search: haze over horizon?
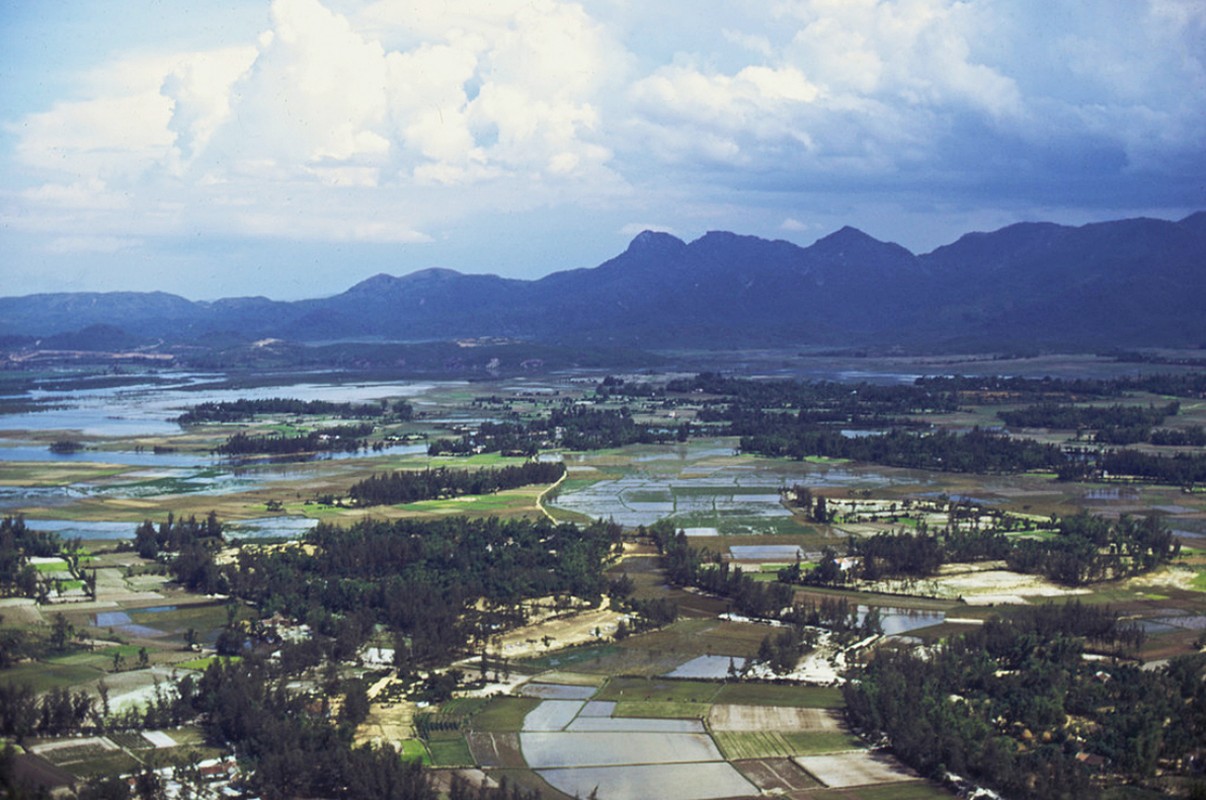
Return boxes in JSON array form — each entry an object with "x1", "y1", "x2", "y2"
[{"x1": 2, "y1": 0, "x2": 1204, "y2": 300}]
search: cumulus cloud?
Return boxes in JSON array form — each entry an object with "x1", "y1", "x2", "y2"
[{"x1": 3, "y1": 0, "x2": 1204, "y2": 292}]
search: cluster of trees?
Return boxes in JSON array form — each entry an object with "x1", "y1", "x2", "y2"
[
  {"x1": 1149, "y1": 426, "x2": 1206, "y2": 446},
  {"x1": 1059, "y1": 447, "x2": 1206, "y2": 485},
  {"x1": 133, "y1": 512, "x2": 225, "y2": 593},
  {"x1": 914, "y1": 374, "x2": 1122, "y2": 398},
  {"x1": 549, "y1": 405, "x2": 686, "y2": 449},
  {"x1": 649, "y1": 521, "x2": 793, "y2": 618},
  {"x1": 844, "y1": 602, "x2": 1190, "y2": 799},
  {"x1": 0, "y1": 516, "x2": 61, "y2": 598},
  {"x1": 225, "y1": 516, "x2": 622, "y2": 668},
  {"x1": 998, "y1": 401, "x2": 1179, "y2": 444},
  {"x1": 785, "y1": 512, "x2": 1178, "y2": 588},
  {"x1": 216, "y1": 424, "x2": 373, "y2": 455},
  {"x1": 1006, "y1": 512, "x2": 1181, "y2": 586},
  {"x1": 178, "y1": 397, "x2": 413, "y2": 424},
  {"x1": 187, "y1": 657, "x2": 433, "y2": 800},
  {"x1": 0, "y1": 684, "x2": 93, "y2": 738},
  {"x1": 742, "y1": 427, "x2": 1063, "y2": 474},
  {"x1": 346, "y1": 462, "x2": 565, "y2": 506},
  {"x1": 667, "y1": 372, "x2": 1206, "y2": 485},
  {"x1": 427, "y1": 421, "x2": 537, "y2": 456},
  {"x1": 667, "y1": 372, "x2": 961, "y2": 414},
  {"x1": 427, "y1": 406, "x2": 688, "y2": 457}
]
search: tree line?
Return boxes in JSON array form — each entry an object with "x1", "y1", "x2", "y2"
[
  {"x1": 346, "y1": 462, "x2": 565, "y2": 506},
  {"x1": 782, "y1": 511, "x2": 1179, "y2": 588},
  {"x1": 216, "y1": 424, "x2": 374, "y2": 455},
  {"x1": 742, "y1": 427, "x2": 1063, "y2": 473},
  {"x1": 178, "y1": 397, "x2": 413, "y2": 424}
]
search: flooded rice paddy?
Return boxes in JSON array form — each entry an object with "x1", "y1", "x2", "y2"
[{"x1": 549, "y1": 439, "x2": 919, "y2": 533}]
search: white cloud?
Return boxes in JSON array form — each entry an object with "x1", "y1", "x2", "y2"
[{"x1": 3, "y1": 0, "x2": 1204, "y2": 293}]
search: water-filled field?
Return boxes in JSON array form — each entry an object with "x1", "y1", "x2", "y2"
[
  {"x1": 549, "y1": 439, "x2": 916, "y2": 533},
  {"x1": 537, "y1": 762, "x2": 756, "y2": 800}
]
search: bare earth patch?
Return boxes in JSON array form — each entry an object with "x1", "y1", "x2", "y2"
[
  {"x1": 708, "y1": 705, "x2": 843, "y2": 732},
  {"x1": 794, "y1": 750, "x2": 917, "y2": 788},
  {"x1": 492, "y1": 598, "x2": 623, "y2": 660},
  {"x1": 734, "y1": 757, "x2": 823, "y2": 792},
  {"x1": 869, "y1": 562, "x2": 1094, "y2": 605},
  {"x1": 466, "y1": 732, "x2": 525, "y2": 768}
]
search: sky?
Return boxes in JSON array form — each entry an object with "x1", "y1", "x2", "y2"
[{"x1": 1, "y1": 0, "x2": 1204, "y2": 300}]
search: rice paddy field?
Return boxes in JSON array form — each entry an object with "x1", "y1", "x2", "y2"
[
  {"x1": 440, "y1": 667, "x2": 939, "y2": 800},
  {"x1": 6, "y1": 360, "x2": 1206, "y2": 797}
]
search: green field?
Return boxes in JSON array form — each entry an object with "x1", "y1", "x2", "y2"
[
  {"x1": 426, "y1": 735, "x2": 474, "y2": 766},
  {"x1": 470, "y1": 697, "x2": 541, "y2": 732},
  {"x1": 595, "y1": 677, "x2": 721, "y2": 704},
  {"x1": 713, "y1": 682, "x2": 845, "y2": 709},
  {"x1": 614, "y1": 700, "x2": 710, "y2": 719},
  {"x1": 714, "y1": 730, "x2": 860, "y2": 759},
  {"x1": 398, "y1": 739, "x2": 431, "y2": 765}
]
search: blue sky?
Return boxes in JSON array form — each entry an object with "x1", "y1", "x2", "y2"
[{"x1": 2, "y1": 0, "x2": 1204, "y2": 299}]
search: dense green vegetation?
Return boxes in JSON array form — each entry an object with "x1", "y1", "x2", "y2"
[
  {"x1": 998, "y1": 401, "x2": 1179, "y2": 444},
  {"x1": 742, "y1": 427, "x2": 1063, "y2": 473},
  {"x1": 783, "y1": 511, "x2": 1179, "y2": 588},
  {"x1": 216, "y1": 424, "x2": 374, "y2": 455},
  {"x1": 844, "y1": 603, "x2": 1201, "y2": 799},
  {"x1": 226, "y1": 516, "x2": 622, "y2": 668},
  {"x1": 0, "y1": 516, "x2": 61, "y2": 599},
  {"x1": 427, "y1": 406, "x2": 687, "y2": 456},
  {"x1": 132, "y1": 512, "x2": 226, "y2": 593},
  {"x1": 346, "y1": 462, "x2": 565, "y2": 506},
  {"x1": 178, "y1": 397, "x2": 413, "y2": 424}
]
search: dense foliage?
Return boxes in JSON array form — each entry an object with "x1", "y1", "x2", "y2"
[
  {"x1": 227, "y1": 516, "x2": 621, "y2": 667},
  {"x1": 998, "y1": 401, "x2": 1179, "y2": 444},
  {"x1": 178, "y1": 397, "x2": 412, "y2": 424},
  {"x1": 0, "y1": 516, "x2": 61, "y2": 598},
  {"x1": 844, "y1": 603, "x2": 1197, "y2": 799},
  {"x1": 216, "y1": 424, "x2": 373, "y2": 455},
  {"x1": 783, "y1": 511, "x2": 1178, "y2": 588},
  {"x1": 742, "y1": 427, "x2": 1063, "y2": 473},
  {"x1": 347, "y1": 462, "x2": 564, "y2": 506},
  {"x1": 132, "y1": 512, "x2": 225, "y2": 593}
]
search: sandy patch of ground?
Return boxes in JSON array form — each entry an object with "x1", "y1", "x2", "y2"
[
  {"x1": 708, "y1": 705, "x2": 843, "y2": 732},
  {"x1": 0, "y1": 598, "x2": 45, "y2": 625},
  {"x1": 1124, "y1": 564, "x2": 1199, "y2": 592},
  {"x1": 356, "y1": 677, "x2": 417, "y2": 746},
  {"x1": 743, "y1": 630, "x2": 872, "y2": 685},
  {"x1": 794, "y1": 750, "x2": 917, "y2": 788},
  {"x1": 857, "y1": 563, "x2": 1092, "y2": 605},
  {"x1": 493, "y1": 598, "x2": 624, "y2": 660}
]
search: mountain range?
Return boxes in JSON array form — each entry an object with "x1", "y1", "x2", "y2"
[{"x1": 3, "y1": 212, "x2": 1204, "y2": 352}]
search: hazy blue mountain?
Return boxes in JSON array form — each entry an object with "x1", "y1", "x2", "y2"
[{"x1": 2, "y1": 213, "x2": 1202, "y2": 351}]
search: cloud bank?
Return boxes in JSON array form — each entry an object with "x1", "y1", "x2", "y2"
[{"x1": 2, "y1": 0, "x2": 1204, "y2": 296}]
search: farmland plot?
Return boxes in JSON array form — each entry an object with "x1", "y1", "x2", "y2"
[
  {"x1": 564, "y1": 717, "x2": 704, "y2": 733},
  {"x1": 734, "y1": 757, "x2": 823, "y2": 793},
  {"x1": 522, "y1": 700, "x2": 584, "y2": 731},
  {"x1": 795, "y1": 750, "x2": 917, "y2": 788},
  {"x1": 518, "y1": 682, "x2": 597, "y2": 700},
  {"x1": 708, "y1": 704, "x2": 843, "y2": 732},
  {"x1": 519, "y1": 731, "x2": 724, "y2": 768},
  {"x1": 537, "y1": 762, "x2": 756, "y2": 800},
  {"x1": 466, "y1": 732, "x2": 526, "y2": 769}
]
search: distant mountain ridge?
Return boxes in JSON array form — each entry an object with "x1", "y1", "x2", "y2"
[{"x1": 2, "y1": 212, "x2": 1203, "y2": 351}]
